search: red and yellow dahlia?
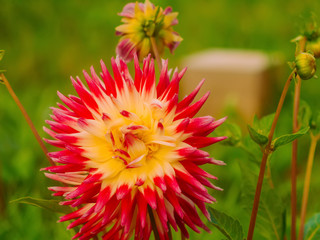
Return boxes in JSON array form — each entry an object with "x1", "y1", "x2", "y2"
[
  {"x1": 43, "y1": 55, "x2": 226, "y2": 239},
  {"x1": 116, "y1": 0, "x2": 182, "y2": 62}
]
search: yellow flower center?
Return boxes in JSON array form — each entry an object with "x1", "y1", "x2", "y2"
[{"x1": 80, "y1": 95, "x2": 184, "y2": 189}]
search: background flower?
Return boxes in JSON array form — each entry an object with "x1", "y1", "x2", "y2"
[
  {"x1": 116, "y1": 0, "x2": 182, "y2": 62},
  {"x1": 43, "y1": 56, "x2": 225, "y2": 239}
]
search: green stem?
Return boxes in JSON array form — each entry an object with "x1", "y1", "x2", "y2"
[
  {"x1": 298, "y1": 134, "x2": 319, "y2": 240},
  {"x1": 247, "y1": 69, "x2": 296, "y2": 240},
  {"x1": 0, "y1": 73, "x2": 55, "y2": 166},
  {"x1": 291, "y1": 74, "x2": 301, "y2": 240}
]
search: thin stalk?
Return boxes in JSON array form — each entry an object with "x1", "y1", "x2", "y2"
[
  {"x1": 150, "y1": 37, "x2": 163, "y2": 71},
  {"x1": 148, "y1": 206, "x2": 161, "y2": 240},
  {"x1": 291, "y1": 74, "x2": 302, "y2": 240},
  {"x1": 0, "y1": 73, "x2": 55, "y2": 166},
  {"x1": 247, "y1": 70, "x2": 296, "y2": 240},
  {"x1": 298, "y1": 133, "x2": 319, "y2": 240},
  {"x1": 168, "y1": 225, "x2": 173, "y2": 240},
  {"x1": 266, "y1": 159, "x2": 274, "y2": 189},
  {"x1": 181, "y1": 231, "x2": 186, "y2": 240},
  {"x1": 291, "y1": 37, "x2": 305, "y2": 240}
]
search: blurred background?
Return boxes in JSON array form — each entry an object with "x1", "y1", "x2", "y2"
[{"x1": 1, "y1": 0, "x2": 320, "y2": 239}]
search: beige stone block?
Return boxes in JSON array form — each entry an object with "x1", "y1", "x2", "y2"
[{"x1": 180, "y1": 49, "x2": 283, "y2": 121}]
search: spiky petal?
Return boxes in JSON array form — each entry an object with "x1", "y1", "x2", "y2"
[{"x1": 43, "y1": 55, "x2": 226, "y2": 240}]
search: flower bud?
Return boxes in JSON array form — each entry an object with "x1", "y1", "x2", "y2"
[
  {"x1": 295, "y1": 52, "x2": 316, "y2": 80},
  {"x1": 306, "y1": 38, "x2": 320, "y2": 58}
]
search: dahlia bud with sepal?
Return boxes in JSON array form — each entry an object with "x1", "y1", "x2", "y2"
[
  {"x1": 295, "y1": 52, "x2": 317, "y2": 80},
  {"x1": 303, "y1": 17, "x2": 320, "y2": 58},
  {"x1": 306, "y1": 38, "x2": 320, "y2": 58}
]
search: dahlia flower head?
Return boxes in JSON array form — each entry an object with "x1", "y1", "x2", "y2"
[
  {"x1": 43, "y1": 55, "x2": 226, "y2": 240},
  {"x1": 116, "y1": 0, "x2": 182, "y2": 62}
]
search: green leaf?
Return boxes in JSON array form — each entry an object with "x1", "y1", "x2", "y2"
[
  {"x1": 10, "y1": 197, "x2": 72, "y2": 214},
  {"x1": 252, "y1": 113, "x2": 275, "y2": 136},
  {"x1": 240, "y1": 163, "x2": 285, "y2": 240},
  {"x1": 260, "y1": 113, "x2": 275, "y2": 133},
  {"x1": 215, "y1": 121, "x2": 242, "y2": 146},
  {"x1": 208, "y1": 207, "x2": 244, "y2": 240},
  {"x1": 248, "y1": 113, "x2": 275, "y2": 147},
  {"x1": 240, "y1": 135, "x2": 262, "y2": 164},
  {"x1": 310, "y1": 111, "x2": 320, "y2": 135},
  {"x1": 299, "y1": 100, "x2": 312, "y2": 128},
  {"x1": 304, "y1": 213, "x2": 320, "y2": 240},
  {"x1": 272, "y1": 127, "x2": 309, "y2": 150},
  {"x1": 247, "y1": 125, "x2": 268, "y2": 146}
]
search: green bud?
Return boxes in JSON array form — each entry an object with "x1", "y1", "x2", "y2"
[
  {"x1": 295, "y1": 52, "x2": 317, "y2": 80},
  {"x1": 306, "y1": 38, "x2": 320, "y2": 58}
]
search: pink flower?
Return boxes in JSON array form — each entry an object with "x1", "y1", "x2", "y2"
[
  {"x1": 43, "y1": 55, "x2": 226, "y2": 240},
  {"x1": 116, "y1": 0, "x2": 182, "y2": 62}
]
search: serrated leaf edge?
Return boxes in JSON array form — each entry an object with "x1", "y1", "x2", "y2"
[
  {"x1": 247, "y1": 125, "x2": 268, "y2": 145},
  {"x1": 208, "y1": 207, "x2": 244, "y2": 240},
  {"x1": 272, "y1": 127, "x2": 309, "y2": 150}
]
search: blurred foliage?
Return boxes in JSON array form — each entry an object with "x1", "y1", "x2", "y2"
[
  {"x1": 1, "y1": 0, "x2": 320, "y2": 239},
  {"x1": 208, "y1": 207, "x2": 244, "y2": 240},
  {"x1": 304, "y1": 213, "x2": 320, "y2": 239}
]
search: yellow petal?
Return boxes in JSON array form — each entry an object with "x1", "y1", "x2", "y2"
[
  {"x1": 144, "y1": 0, "x2": 154, "y2": 18},
  {"x1": 138, "y1": 38, "x2": 151, "y2": 60},
  {"x1": 163, "y1": 12, "x2": 178, "y2": 28}
]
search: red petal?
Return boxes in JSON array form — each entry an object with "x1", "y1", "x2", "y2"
[
  {"x1": 177, "y1": 79, "x2": 205, "y2": 112},
  {"x1": 94, "y1": 186, "x2": 111, "y2": 212},
  {"x1": 175, "y1": 169, "x2": 207, "y2": 192},
  {"x1": 111, "y1": 57, "x2": 124, "y2": 91},
  {"x1": 71, "y1": 77, "x2": 99, "y2": 112},
  {"x1": 137, "y1": 193, "x2": 147, "y2": 228},
  {"x1": 153, "y1": 176, "x2": 167, "y2": 191},
  {"x1": 83, "y1": 69, "x2": 103, "y2": 99},
  {"x1": 143, "y1": 187, "x2": 157, "y2": 209},
  {"x1": 142, "y1": 58, "x2": 155, "y2": 94},
  {"x1": 43, "y1": 164, "x2": 85, "y2": 173},
  {"x1": 57, "y1": 91, "x2": 92, "y2": 119},
  {"x1": 184, "y1": 136, "x2": 227, "y2": 148},
  {"x1": 45, "y1": 120, "x2": 77, "y2": 134},
  {"x1": 134, "y1": 54, "x2": 143, "y2": 91},
  {"x1": 174, "y1": 92, "x2": 210, "y2": 120},
  {"x1": 59, "y1": 206, "x2": 87, "y2": 222},
  {"x1": 116, "y1": 184, "x2": 131, "y2": 200},
  {"x1": 100, "y1": 59, "x2": 116, "y2": 96},
  {"x1": 164, "y1": 175, "x2": 181, "y2": 194},
  {"x1": 175, "y1": 118, "x2": 190, "y2": 133},
  {"x1": 165, "y1": 188, "x2": 184, "y2": 219},
  {"x1": 156, "y1": 59, "x2": 169, "y2": 97}
]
